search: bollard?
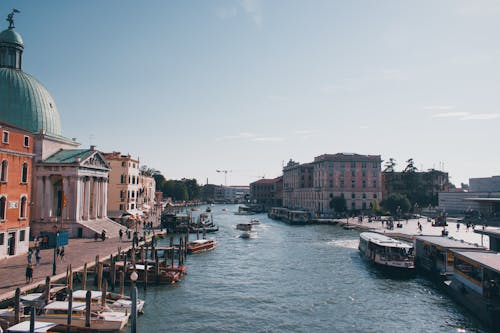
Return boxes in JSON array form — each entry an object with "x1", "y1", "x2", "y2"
[
  {"x1": 97, "y1": 263, "x2": 103, "y2": 291},
  {"x1": 68, "y1": 265, "x2": 73, "y2": 291},
  {"x1": 29, "y1": 306, "x2": 35, "y2": 333},
  {"x1": 82, "y1": 263, "x2": 87, "y2": 290},
  {"x1": 14, "y1": 288, "x2": 20, "y2": 324},
  {"x1": 131, "y1": 286, "x2": 138, "y2": 333},
  {"x1": 44, "y1": 276, "x2": 51, "y2": 305},
  {"x1": 102, "y1": 280, "x2": 107, "y2": 307},
  {"x1": 119, "y1": 270, "x2": 125, "y2": 296},
  {"x1": 85, "y1": 290, "x2": 91, "y2": 328},
  {"x1": 67, "y1": 289, "x2": 73, "y2": 329}
]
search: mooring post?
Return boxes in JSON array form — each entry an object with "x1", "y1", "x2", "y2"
[
  {"x1": 110, "y1": 258, "x2": 116, "y2": 291},
  {"x1": 131, "y1": 286, "x2": 138, "y2": 333},
  {"x1": 44, "y1": 276, "x2": 51, "y2": 305},
  {"x1": 68, "y1": 265, "x2": 73, "y2": 291},
  {"x1": 82, "y1": 262, "x2": 87, "y2": 290},
  {"x1": 119, "y1": 270, "x2": 125, "y2": 296},
  {"x1": 102, "y1": 280, "x2": 107, "y2": 307},
  {"x1": 144, "y1": 260, "x2": 148, "y2": 290},
  {"x1": 140, "y1": 246, "x2": 145, "y2": 262},
  {"x1": 67, "y1": 289, "x2": 73, "y2": 330},
  {"x1": 97, "y1": 263, "x2": 103, "y2": 291},
  {"x1": 14, "y1": 287, "x2": 20, "y2": 324},
  {"x1": 85, "y1": 290, "x2": 91, "y2": 328},
  {"x1": 29, "y1": 305, "x2": 35, "y2": 333}
]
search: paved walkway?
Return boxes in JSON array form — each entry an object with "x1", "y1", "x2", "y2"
[
  {"x1": 0, "y1": 235, "x2": 136, "y2": 302},
  {"x1": 336, "y1": 216, "x2": 493, "y2": 248}
]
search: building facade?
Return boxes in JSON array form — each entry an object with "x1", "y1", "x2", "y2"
[
  {"x1": 469, "y1": 176, "x2": 500, "y2": 192},
  {"x1": 283, "y1": 153, "x2": 382, "y2": 214},
  {"x1": 0, "y1": 123, "x2": 34, "y2": 258},
  {"x1": 250, "y1": 177, "x2": 283, "y2": 210},
  {"x1": 139, "y1": 173, "x2": 156, "y2": 215},
  {"x1": 103, "y1": 152, "x2": 141, "y2": 218}
]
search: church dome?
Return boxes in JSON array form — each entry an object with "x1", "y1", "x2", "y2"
[
  {"x1": 0, "y1": 68, "x2": 62, "y2": 136},
  {"x1": 0, "y1": 25, "x2": 62, "y2": 137}
]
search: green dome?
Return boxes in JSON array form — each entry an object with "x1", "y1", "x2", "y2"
[
  {"x1": 0, "y1": 28, "x2": 23, "y2": 46},
  {"x1": 0, "y1": 68, "x2": 62, "y2": 136}
]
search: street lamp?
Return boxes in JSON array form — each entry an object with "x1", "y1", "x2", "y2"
[{"x1": 130, "y1": 270, "x2": 138, "y2": 333}]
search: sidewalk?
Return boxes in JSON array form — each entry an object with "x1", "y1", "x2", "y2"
[{"x1": 0, "y1": 236, "x2": 135, "y2": 303}]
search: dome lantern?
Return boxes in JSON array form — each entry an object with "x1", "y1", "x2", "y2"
[{"x1": 0, "y1": 9, "x2": 23, "y2": 69}]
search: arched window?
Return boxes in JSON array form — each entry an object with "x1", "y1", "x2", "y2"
[
  {"x1": 0, "y1": 196, "x2": 6, "y2": 220},
  {"x1": 21, "y1": 163, "x2": 28, "y2": 183},
  {"x1": 20, "y1": 196, "x2": 27, "y2": 219},
  {"x1": 0, "y1": 160, "x2": 7, "y2": 182}
]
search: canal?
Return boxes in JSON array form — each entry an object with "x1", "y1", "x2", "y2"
[{"x1": 135, "y1": 205, "x2": 488, "y2": 333}]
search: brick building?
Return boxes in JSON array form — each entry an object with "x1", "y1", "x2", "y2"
[
  {"x1": 0, "y1": 123, "x2": 34, "y2": 258},
  {"x1": 283, "y1": 153, "x2": 382, "y2": 214},
  {"x1": 250, "y1": 177, "x2": 283, "y2": 210}
]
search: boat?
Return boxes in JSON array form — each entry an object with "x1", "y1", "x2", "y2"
[
  {"x1": 250, "y1": 219, "x2": 260, "y2": 225},
  {"x1": 206, "y1": 206, "x2": 211, "y2": 212},
  {"x1": 70, "y1": 290, "x2": 145, "y2": 314},
  {"x1": 186, "y1": 239, "x2": 217, "y2": 254},
  {"x1": 358, "y1": 232, "x2": 415, "y2": 273},
  {"x1": 234, "y1": 206, "x2": 256, "y2": 215},
  {"x1": 6, "y1": 321, "x2": 61, "y2": 333},
  {"x1": 115, "y1": 261, "x2": 181, "y2": 285},
  {"x1": 239, "y1": 231, "x2": 251, "y2": 239},
  {"x1": 36, "y1": 301, "x2": 129, "y2": 332},
  {"x1": 236, "y1": 223, "x2": 252, "y2": 231},
  {"x1": 188, "y1": 213, "x2": 218, "y2": 233}
]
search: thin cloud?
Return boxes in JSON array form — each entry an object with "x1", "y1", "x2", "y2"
[
  {"x1": 215, "y1": 132, "x2": 256, "y2": 142},
  {"x1": 267, "y1": 95, "x2": 288, "y2": 101},
  {"x1": 251, "y1": 137, "x2": 285, "y2": 142},
  {"x1": 461, "y1": 113, "x2": 499, "y2": 120},
  {"x1": 359, "y1": 125, "x2": 369, "y2": 129},
  {"x1": 431, "y1": 112, "x2": 468, "y2": 118},
  {"x1": 240, "y1": 0, "x2": 263, "y2": 27}
]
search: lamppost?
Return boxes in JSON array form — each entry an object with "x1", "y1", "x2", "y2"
[
  {"x1": 52, "y1": 232, "x2": 59, "y2": 276},
  {"x1": 130, "y1": 270, "x2": 138, "y2": 333}
]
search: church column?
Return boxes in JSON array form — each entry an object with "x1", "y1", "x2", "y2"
[
  {"x1": 44, "y1": 176, "x2": 52, "y2": 219},
  {"x1": 84, "y1": 177, "x2": 90, "y2": 220},
  {"x1": 36, "y1": 176, "x2": 44, "y2": 220},
  {"x1": 63, "y1": 176, "x2": 70, "y2": 221},
  {"x1": 103, "y1": 178, "x2": 108, "y2": 218},
  {"x1": 93, "y1": 177, "x2": 99, "y2": 219},
  {"x1": 98, "y1": 178, "x2": 104, "y2": 218}
]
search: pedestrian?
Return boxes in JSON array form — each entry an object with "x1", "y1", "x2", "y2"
[
  {"x1": 35, "y1": 248, "x2": 41, "y2": 266},
  {"x1": 456, "y1": 223, "x2": 460, "y2": 231},
  {"x1": 27, "y1": 248, "x2": 33, "y2": 265},
  {"x1": 119, "y1": 229, "x2": 123, "y2": 241},
  {"x1": 56, "y1": 247, "x2": 61, "y2": 259},
  {"x1": 133, "y1": 231, "x2": 139, "y2": 248},
  {"x1": 59, "y1": 247, "x2": 65, "y2": 262},
  {"x1": 25, "y1": 264, "x2": 33, "y2": 284}
]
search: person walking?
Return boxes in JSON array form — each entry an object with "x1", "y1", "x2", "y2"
[
  {"x1": 27, "y1": 248, "x2": 33, "y2": 265},
  {"x1": 119, "y1": 229, "x2": 123, "y2": 241},
  {"x1": 25, "y1": 264, "x2": 33, "y2": 284},
  {"x1": 35, "y1": 248, "x2": 41, "y2": 266},
  {"x1": 59, "y1": 247, "x2": 65, "y2": 262}
]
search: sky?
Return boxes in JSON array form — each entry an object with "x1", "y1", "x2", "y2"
[{"x1": 2, "y1": 0, "x2": 500, "y2": 187}]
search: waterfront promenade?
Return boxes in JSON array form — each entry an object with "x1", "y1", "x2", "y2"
[{"x1": 0, "y1": 235, "x2": 136, "y2": 303}]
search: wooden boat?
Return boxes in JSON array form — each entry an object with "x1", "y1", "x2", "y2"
[
  {"x1": 36, "y1": 301, "x2": 128, "y2": 332},
  {"x1": 186, "y1": 239, "x2": 217, "y2": 254},
  {"x1": 70, "y1": 290, "x2": 145, "y2": 314},
  {"x1": 358, "y1": 232, "x2": 415, "y2": 273},
  {"x1": 122, "y1": 262, "x2": 181, "y2": 285}
]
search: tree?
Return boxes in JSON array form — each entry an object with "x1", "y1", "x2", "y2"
[
  {"x1": 380, "y1": 194, "x2": 411, "y2": 215},
  {"x1": 383, "y1": 158, "x2": 396, "y2": 172},
  {"x1": 153, "y1": 173, "x2": 167, "y2": 192},
  {"x1": 329, "y1": 196, "x2": 347, "y2": 213},
  {"x1": 181, "y1": 178, "x2": 201, "y2": 200},
  {"x1": 140, "y1": 165, "x2": 160, "y2": 177}
]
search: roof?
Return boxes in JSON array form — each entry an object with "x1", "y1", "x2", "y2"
[
  {"x1": 0, "y1": 68, "x2": 62, "y2": 136},
  {"x1": 44, "y1": 149, "x2": 94, "y2": 164},
  {"x1": 252, "y1": 177, "x2": 281, "y2": 185},
  {"x1": 0, "y1": 28, "x2": 23, "y2": 46},
  {"x1": 415, "y1": 235, "x2": 485, "y2": 250},
  {"x1": 451, "y1": 250, "x2": 500, "y2": 274},
  {"x1": 360, "y1": 232, "x2": 412, "y2": 249},
  {"x1": 463, "y1": 197, "x2": 500, "y2": 202}
]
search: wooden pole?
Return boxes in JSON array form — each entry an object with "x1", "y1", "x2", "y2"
[
  {"x1": 131, "y1": 286, "x2": 137, "y2": 333},
  {"x1": 44, "y1": 276, "x2": 51, "y2": 305},
  {"x1": 82, "y1": 262, "x2": 87, "y2": 290},
  {"x1": 101, "y1": 280, "x2": 107, "y2": 307},
  {"x1": 155, "y1": 254, "x2": 160, "y2": 283},
  {"x1": 97, "y1": 263, "x2": 103, "y2": 291},
  {"x1": 178, "y1": 238, "x2": 183, "y2": 267},
  {"x1": 14, "y1": 288, "x2": 20, "y2": 324},
  {"x1": 68, "y1": 265, "x2": 73, "y2": 291},
  {"x1": 144, "y1": 260, "x2": 148, "y2": 289},
  {"x1": 29, "y1": 306, "x2": 35, "y2": 333},
  {"x1": 119, "y1": 270, "x2": 125, "y2": 296},
  {"x1": 169, "y1": 235, "x2": 174, "y2": 247},
  {"x1": 85, "y1": 290, "x2": 91, "y2": 328},
  {"x1": 140, "y1": 246, "x2": 145, "y2": 262},
  {"x1": 110, "y1": 258, "x2": 116, "y2": 291},
  {"x1": 67, "y1": 289, "x2": 73, "y2": 329}
]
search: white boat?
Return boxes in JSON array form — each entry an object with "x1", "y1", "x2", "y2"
[
  {"x1": 358, "y1": 232, "x2": 415, "y2": 273},
  {"x1": 71, "y1": 289, "x2": 145, "y2": 314},
  {"x1": 36, "y1": 301, "x2": 129, "y2": 332},
  {"x1": 250, "y1": 219, "x2": 260, "y2": 225},
  {"x1": 6, "y1": 321, "x2": 59, "y2": 333},
  {"x1": 239, "y1": 231, "x2": 251, "y2": 239}
]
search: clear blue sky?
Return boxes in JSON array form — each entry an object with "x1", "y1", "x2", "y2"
[{"x1": 2, "y1": 1, "x2": 499, "y2": 186}]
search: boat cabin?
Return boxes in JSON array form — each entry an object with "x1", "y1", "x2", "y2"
[{"x1": 414, "y1": 236, "x2": 485, "y2": 277}]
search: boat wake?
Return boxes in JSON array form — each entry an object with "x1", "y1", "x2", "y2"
[{"x1": 327, "y1": 239, "x2": 359, "y2": 249}]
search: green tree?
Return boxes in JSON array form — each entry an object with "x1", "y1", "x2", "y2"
[
  {"x1": 380, "y1": 194, "x2": 411, "y2": 215},
  {"x1": 172, "y1": 181, "x2": 189, "y2": 201},
  {"x1": 329, "y1": 196, "x2": 347, "y2": 213},
  {"x1": 181, "y1": 178, "x2": 201, "y2": 200},
  {"x1": 153, "y1": 173, "x2": 167, "y2": 192}
]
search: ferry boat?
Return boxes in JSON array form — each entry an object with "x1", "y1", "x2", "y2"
[
  {"x1": 234, "y1": 206, "x2": 256, "y2": 215},
  {"x1": 358, "y1": 232, "x2": 415, "y2": 273},
  {"x1": 187, "y1": 239, "x2": 217, "y2": 254}
]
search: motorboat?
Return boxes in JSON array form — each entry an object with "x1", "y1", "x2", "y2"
[
  {"x1": 358, "y1": 232, "x2": 415, "y2": 274},
  {"x1": 6, "y1": 321, "x2": 60, "y2": 333},
  {"x1": 70, "y1": 290, "x2": 145, "y2": 314},
  {"x1": 236, "y1": 223, "x2": 252, "y2": 231},
  {"x1": 186, "y1": 239, "x2": 217, "y2": 254},
  {"x1": 250, "y1": 219, "x2": 260, "y2": 225},
  {"x1": 36, "y1": 301, "x2": 129, "y2": 332}
]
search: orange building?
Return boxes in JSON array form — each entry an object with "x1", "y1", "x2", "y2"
[{"x1": 0, "y1": 122, "x2": 34, "y2": 259}]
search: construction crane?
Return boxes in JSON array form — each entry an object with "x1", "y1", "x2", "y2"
[{"x1": 216, "y1": 170, "x2": 232, "y2": 186}]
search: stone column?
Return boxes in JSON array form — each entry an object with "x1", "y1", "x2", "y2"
[
  {"x1": 36, "y1": 176, "x2": 44, "y2": 220},
  {"x1": 74, "y1": 176, "x2": 81, "y2": 222},
  {"x1": 44, "y1": 176, "x2": 51, "y2": 219},
  {"x1": 103, "y1": 179, "x2": 108, "y2": 218},
  {"x1": 84, "y1": 177, "x2": 91, "y2": 220},
  {"x1": 93, "y1": 178, "x2": 99, "y2": 219},
  {"x1": 63, "y1": 176, "x2": 71, "y2": 221}
]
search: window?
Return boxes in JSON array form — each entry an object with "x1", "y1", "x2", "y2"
[
  {"x1": 351, "y1": 180, "x2": 356, "y2": 188},
  {"x1": 351, "y1": 193, "x2": 355, "y2": 199},
  {"x1": 131, "y1": 191, "x2": 135, "y2": 198},
  {"x1": 119, "y1": 204, "x2": 125, "y2": 210},
  {"x1": 20, "y1": 230, "x2": 25, "y2": 241},
  {"x1": 351, "y1": 202, "x2": 356, "y2": 209},
  {"x1": 373, "y1": 193, "x2": 378, "y2": 199},
  {"x1": 373, "y1": 180, "x2": 377, "y2": 188},
  {"x1": 23, "y1": 136, "x2": 29, "y2": 147},
  {"x1": 20, "y1": 196, "x2": 27, "y2": 218},
  {"x1": 21, "y1": 163, "x2": 28, "y2": 183},
  {"x1": 351, "y1": 171, "x2": 355, "y2": 177},
  {"x1": 120, "y1": 175, "x2": 125, "y2": 184},
  {"x1": 0, "y1": 196, "x2": 6, "y2": 220},
  {"x1": 2, "y1": 131, "x2": 9, "y2": 144},
  {"x1": 0, "y1": 233, "x2": 3, "y2": 245},
  {"x1": 362, "y1": 193, "x2": 366, "y2": 199},
  {"x1": 350, "y1": 162, "x2": 356, "y2": 168},
  {"x1": 362, "y1": 162, "x2": 367, "y2": 169},
  {"x1": 0, "y1": 160, "x2": 7, "y2": 182},
  {"x1": 120, "y1": 190, "x2": 124, "y2": 199},
  {"x1": 373, "y1": 162, "x2": 378, "y2": 169},
  {"x1": 362, "y1": 180, "x2": 366, "y2": 188},
  {"x1": 340, "y1": 180, "x2": 344, "y2": 188},
  {"x1": 131, "y1": 204, "x2": 135, "y2": 210},
  {"x1": 121, "y1": 161, "x2": 125, "y2": 167}
]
